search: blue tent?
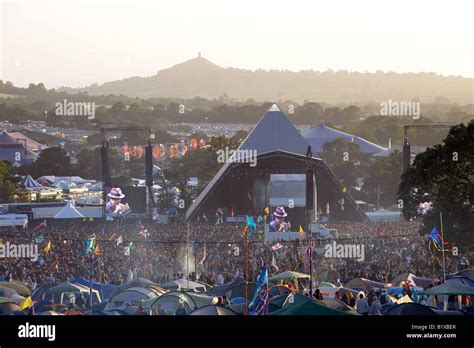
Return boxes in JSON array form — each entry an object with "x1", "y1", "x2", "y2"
[
  {"x1": 70, "y1": 278, "x2": 117, "y2": 302},
  {"x1": 22, "y1": 175, "x2": 44, "y2": 188},
  {"x1": 302, "y1": 123, "x2": 387, "y2": 154}
]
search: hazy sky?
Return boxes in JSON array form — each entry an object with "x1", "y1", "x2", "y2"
[{"x1": 1, "y1": 0, "x2": 473, "y2": 88}]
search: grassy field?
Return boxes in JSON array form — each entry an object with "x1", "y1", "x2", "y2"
[{"x1": 0, "y1": 93, "x2": 18, "y2": 99}]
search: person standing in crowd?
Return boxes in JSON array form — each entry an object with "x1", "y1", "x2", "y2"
[
  {"x1": 175, "y1": 303, "x2": 187, "y2": 316},
  {"x1": 369, "y1": 295, "x2": 382, "y2": 315},
  {"x1": 356, "y1": 293, "x2": 369, "y2": 315},
  {"x1": 156, "y1": 304, "x2": 167, "y2": 315}
]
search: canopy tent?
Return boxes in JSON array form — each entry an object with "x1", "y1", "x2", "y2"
[
  {"x1": 445, "y1": 276, "x2": 474, "y2": 288},
  {"x1": 189, "y1": 305, "x2": 237, "y2": 316},
  {"x1": 384, "y1": 303, "x2": 437, "y2": 316},
  {"x1": 53, "y1": 201, "x2": 84, "y2": 219},
  {"x1": 22, "y1": 175, "x2": 44, "y2": 188},
  {"x1": 344, "y1": 278, "x2": 387, "y2": 292},
  {"x1": 421, "y1": 280, "x2": 474, "y2": 296},
  {"x1": 268, "y1": 271, "x2": 310, "y2": 282},
  {"x1": 302, "y1": 123, "x2": 387, "y2": 154},
  {"x1": 160, "y1": 279, "x2": 208, "y2": 292},
  {"x1": 270, "y1": 299, "x2": 357, "y2": 316}
]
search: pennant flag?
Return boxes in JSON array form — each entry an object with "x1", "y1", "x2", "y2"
[
  {"x1": 19, "y1": 296, "x2": 33, "y2": 310},
  {"x1": 428, "y1": 227, "x2": 448, "y2": 251},
  {"x1": 264, "y1": 207, "x2": 270, "y2": 216},
  {"x1": 44, "y1": 241, "x2": 52, "y2": 253},
  {"x1": 107, "y1": 233, "x2": 117, "y2": 242},
  {"x1": 342, "y1": 186, "x2": 347, "y2": 193},
  {"x1": 94, "y1": 243, "x2": 102, "y2": 256},
  {"x1": 116, "y1": 235, "x2": 123, "y2": 246},
  {"x1": 35, "y1": 219, "x2": 47, "y2": 231},
  {"x1": 257, "y1": 215, "x2": 264, "y2": 223},
  {"x1": 299, "y1": 225, "x2": 304, "y2": 238},
  {"x1": 326, "y1": 202, "x2": 330, "y2": 215},
  {"x1": 249, "y1": 265, "x2": 268, "y2": 310},
  {"x1": 271, "y1": 254, "x2": 279, "y2": 272}
]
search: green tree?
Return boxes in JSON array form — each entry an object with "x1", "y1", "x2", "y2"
[
  {"x1": 22, "y1": 147, "x2": 73, "y2": 177},
  {"x1": 0, "y1": 161, "x2": 19, "y2": 202},
  {"x1": 398, "y1": 121, "x2": 474, "y2": 249}
]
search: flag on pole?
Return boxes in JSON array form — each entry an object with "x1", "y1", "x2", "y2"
[
  {"x1": 116, "y1": 235, "x2": 123, "y2": 246},
  {"x1": 264, "y1": 207, "x2": 270, "y2": 216},
  {"x1": 19, "y1": 296, "x2": 33, "y2": 310},
  {"x1": 107, "y1": 233, "x2": 116, "y2": 241},
  {"x1": 246, "y1": 215, "x2": 256, "y2": 236},
  {"x1": 199, "y1": 243, "x2": 207, "y2": 264},
  {"x1": 35, "y1": 219, "x2": 47, "y2": 231},
  {"x1": 299, "y1": 225, "x2": 304, "y2": 239},
  {"x1": 271, "y1": 254, "x2": 279, "y2": 272},
  {"x1": 326, "y1": 202, "x2": 330, "y2": 215},
  {"x1": 35, "y1": 235, "x2": 44, "y2": 244},
  {"x1": 44, "y1": 241, "x2": 52, "y2": 253},
  {"x1": 249, "y1": 265, "x2": 268, "y2": 310},
  {"x1": 306, "y1": 237, "x2": 313, "y2": 262},
  {"x1": 337, "y1": 198, "x2": 345, "y2": 211},
  {"x1": 124, "y1": 242, "x2": 133, "y2": 256},
  {"x1": 80, "y1": 233, "x2": 97, "y2": 256},
  {"x1": 428, "y1": 227, "x2": 448, "y2": 251}
]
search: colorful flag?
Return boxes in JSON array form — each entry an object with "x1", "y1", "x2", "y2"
[
  {"x1": 249, "y1": 265, "x2": 268, "y2": 311},
  {"x1": 124, "y1": 242, "x2": 133, "y2": 256},
  {"x1": 264, "y1": 207, "x2": 270, "y2": 215},
  {"x1": 246, "y1": 215, "x2": 256, "y2": 236},
  {"x1": 428, "y1": 227, "x2": 448, "y2": 251},
  {"x1": 107, "y1": 233, "x2": 117, "y2": 241},
  {"x1": 299, "y1": 225, "x2": 304, "y2": 239},
  {"x1": 342, "y1": 186, "x2": 347, "y2": 193},
  {"x1": 34, "y1": 219, "x2": 47, "y2": 231},
  {"x1": 306, "y1": 237, "x2": 313, "y2": 262},
  {"x1": 94, "y1": 243, "x2": 102, "y2": 256},
  {"x1": 35, "y1": 235, "x2": 44, "y2": 244},
  {"x1": 337, "y1": 198, "x2": 345, "y2": 211},
  {"x1": 44, "y1": 241, "x2": 52, "y2": 253},
  {"x1": 19, "y1": 296, "x2": 33, "y2": 310},
  {"x1": 80, "y1": 233, "x2": 97, "y2": 256}
]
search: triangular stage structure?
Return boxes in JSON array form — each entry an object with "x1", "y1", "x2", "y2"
[{"x1": 185, "y1": 104, "x2": 367, "y2": 222}]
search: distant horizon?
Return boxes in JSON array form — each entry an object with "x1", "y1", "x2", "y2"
[{"x1": 1, "y1": 0, "x2": 473, "y2": 88}]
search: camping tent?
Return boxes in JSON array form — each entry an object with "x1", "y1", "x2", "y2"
[
  {"x1": 105, "y1": 286, "x2": 161, "y2": 311},
  {"x1": 270, "y1": 299, "x2": 357, "y2": 316},
  {"x1": 384, "y1": 303, "x2": 436, "y2": 316},
  {"x1": 160, "y1": 279, "x2": 208, "y2": 292},
  {"x1": 268, "y1": 271, "x2": 310, "y2": 282},
  {"x1": 144, "y1": 291, "x2": 218, "y2": 315},
  {"x1": 422, "y1": 280, "x2": 474, "y2": 296},
  {"x1": 53, "y1": 201, "x2": 84, "y2": 219},
  {"x1": 390, "y1": 272, "x2": 436, "y2": 289},
  {"x1": 207, "y1": 280, "x2": 256, "y2": 300},
  {"x1": 42, "y1": 282, "x2": 100, "y2": 304},
  {"x1": 189, "y1": 305, "x2": 237, "y2": 316},
  {"x1": 344, "y1": 278, "x2": 387, "y2": 292},
  {"x1": 70, "y1": 278, "x2": 117, "y2": 302}
]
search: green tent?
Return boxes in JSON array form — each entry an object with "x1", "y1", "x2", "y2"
[
  {"x1": 269, "y1": 271, "x2": 310, "y2": 282},
  {"x1": 270, "y1": 300, "x2": 357, "y2": 316},
  {"x1": 422, "y1": 281, "x2": 474, "y2": 295},
  {"x1": 0, "y1": 281, "x2": 31, "y2": 296}
]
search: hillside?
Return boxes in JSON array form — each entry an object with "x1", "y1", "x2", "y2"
[{"x1": 57, "y1": 56, "x2": 474, "y2": 104}]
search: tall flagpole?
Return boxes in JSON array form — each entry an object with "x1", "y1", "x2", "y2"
[
  {"x1": 186, "y1": 223, "x2": 190, "y2": 289},
  {"x1": 440, "y1": 212, "x2": 446, "y2": 282},
  {"x1": 244, "y1": 230, "x2": 249, "y2": 315}
]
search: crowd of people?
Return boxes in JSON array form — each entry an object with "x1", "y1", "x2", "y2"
[{"x1": 0, "y1": 218, "x2": 470, "y2": 296}]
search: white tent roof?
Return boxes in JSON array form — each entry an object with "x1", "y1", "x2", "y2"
[{"x1": 53, "y1": 201, "x2": 85, "y2": 219}]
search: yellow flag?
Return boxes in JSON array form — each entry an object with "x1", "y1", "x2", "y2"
[
  {"x1": 44, "y1": 241, "x2": 51, "y2": 253},
  {"x1": 299, "y1": 225, "x2": 304, "y2": 238},
  {"x1": 19, "y1": 296, "x2": 33, "y2": 310},
  {"x1": 342, "y1": 187, "x2": 347, "y2": 193},
  {"x1": 264, "y1": 207, "x2": 270, "y2": 215}
]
